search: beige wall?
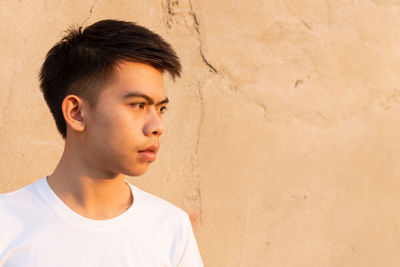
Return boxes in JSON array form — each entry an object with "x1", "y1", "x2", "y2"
[{"x1": 1, "y1": 0, "x2": 400, "y2": 266}]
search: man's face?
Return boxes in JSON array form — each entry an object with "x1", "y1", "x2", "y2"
[{"x1": 83, "y1": 61, "x2": 168, "y2": 177}]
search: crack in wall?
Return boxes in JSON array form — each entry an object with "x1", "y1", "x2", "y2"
[
  {"x1": 200, "y1": 49, "x2": 217, "y2": 73},
  {"x1": 166, "y1": 0, "x2": 172, "y2": 15},
  {"x1": 164, "y1": 0, "x2": 211, "y2": 226},
  {"x1": 166, "y1": 0, "x2": 217, "y2": 73},
  {"x1": 194, "y1": 80, "x2": 204, "y2": 225},
  {"x1": 163, "y1": 0, "x2": 272, "y2": 227},
  {"x1": 187, "y1": 2, "x2": 206, "y2": 226},
  {"x1": 188, "y1": 0, "x2": 218, "y2": 73}
]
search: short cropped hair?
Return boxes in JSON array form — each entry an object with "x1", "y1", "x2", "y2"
[{"x1": 39, "y1": 19, "x2": 181, "y2": 139}]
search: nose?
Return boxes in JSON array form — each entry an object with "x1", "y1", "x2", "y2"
[{"x1": 143, "y1": 108, "x2": 164, "y2": 137}]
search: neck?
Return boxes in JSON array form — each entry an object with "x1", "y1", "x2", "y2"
[{"x1": 47, "y1": 140, "x2": 133, "y2": 220}]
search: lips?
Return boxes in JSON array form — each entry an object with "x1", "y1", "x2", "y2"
[
  {"x1": 138, "y1": 145, "x2": 159, "y2": 162},
  {"x1": 139, "y1": 145, "x2": 159, "y2": 153}
]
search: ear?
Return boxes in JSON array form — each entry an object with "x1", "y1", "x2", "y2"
[{"x1": 61, "y1": 95, "x2": 86, "y2": 133}]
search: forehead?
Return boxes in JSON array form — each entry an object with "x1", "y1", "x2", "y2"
[{"x1": 99, "y1": 61, "x2": 166, "y2": 100}]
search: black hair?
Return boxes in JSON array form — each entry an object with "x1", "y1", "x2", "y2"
[{"x1": 39, "y1": 19, "x2": 181, "y2": 139}]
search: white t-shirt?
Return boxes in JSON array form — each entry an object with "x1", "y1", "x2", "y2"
[{"x1": 0, "y1": 176, "x2": 203, "y2": 267}]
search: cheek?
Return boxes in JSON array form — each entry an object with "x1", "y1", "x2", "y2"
[
  {"x1": 88, "y1": 103, "x2": 145, "y2": 141},
  {"x1": 94, "y1": 113, "x2": 143, "y2": 147},
  {"x1": 87, "y1": 113, "x2": 119, "y2": 148},
  {"x1": 92, "y1": 108, "x2": 126, "y2": 132}
]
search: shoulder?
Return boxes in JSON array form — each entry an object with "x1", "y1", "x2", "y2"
[
  {"x1": 0, "y1": 178, "x2": 46, "y2": 226},
  {"x1": 128, "y1": 185, "x2": 204, "y2": 266},
  {"x1": 132, "y1": 185, "x2": 188, "y2": 219},
  {"x1": 0, "y1": 181, "x2": 39, "y2": 211},
  {"x1": 0, "y1": 179, "x2": 45, "y2": 250},
  {"x1": 130, "y1": 184, "x2": 190, "y2": 229}
]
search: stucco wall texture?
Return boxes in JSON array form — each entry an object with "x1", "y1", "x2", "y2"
[{"x1": 1, "y1": 0, "x2": 400, "y2": 266}]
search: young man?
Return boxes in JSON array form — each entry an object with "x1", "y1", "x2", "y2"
[{"x1": 0, "y1": 20, "x2": 203, "y2": 266}]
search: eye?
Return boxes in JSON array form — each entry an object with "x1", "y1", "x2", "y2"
[
  {"x1": 130, "y1": 103, "x2": 145, "y2": 109},
  {"x1": 159, "y1": 106, "x2": 168, "y2": 114}
]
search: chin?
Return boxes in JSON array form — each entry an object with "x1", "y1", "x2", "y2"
[{"x1": 123, "y1": 165, "x2": 150, "y2": 177}]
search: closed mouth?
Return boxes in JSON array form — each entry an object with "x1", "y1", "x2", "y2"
[{"x1": 139, "y1": 145, "x2": 158, "y2": 153}]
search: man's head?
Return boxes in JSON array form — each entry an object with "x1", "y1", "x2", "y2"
[
  {"x1": 39, "y1": 20, "x2": 181, "y2": 176},
  {"x1": 39, "y1": 19, "x2": 181, "y2": 139}
]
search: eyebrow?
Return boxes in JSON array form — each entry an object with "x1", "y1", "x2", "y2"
[{"x1": 122, "y1": 92, "x2": 169, "y2": 105}]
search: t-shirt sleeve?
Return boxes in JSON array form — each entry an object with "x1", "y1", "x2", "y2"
[
  {"x1": 0, "y1": 214, "x2": 4, "y2": 253},
  {"x1": 176, "y1": 213, "x2": 204, "y2": 267},
  {"x1": 0, "y1": 198, "x2": 10, "y2": 258}
]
